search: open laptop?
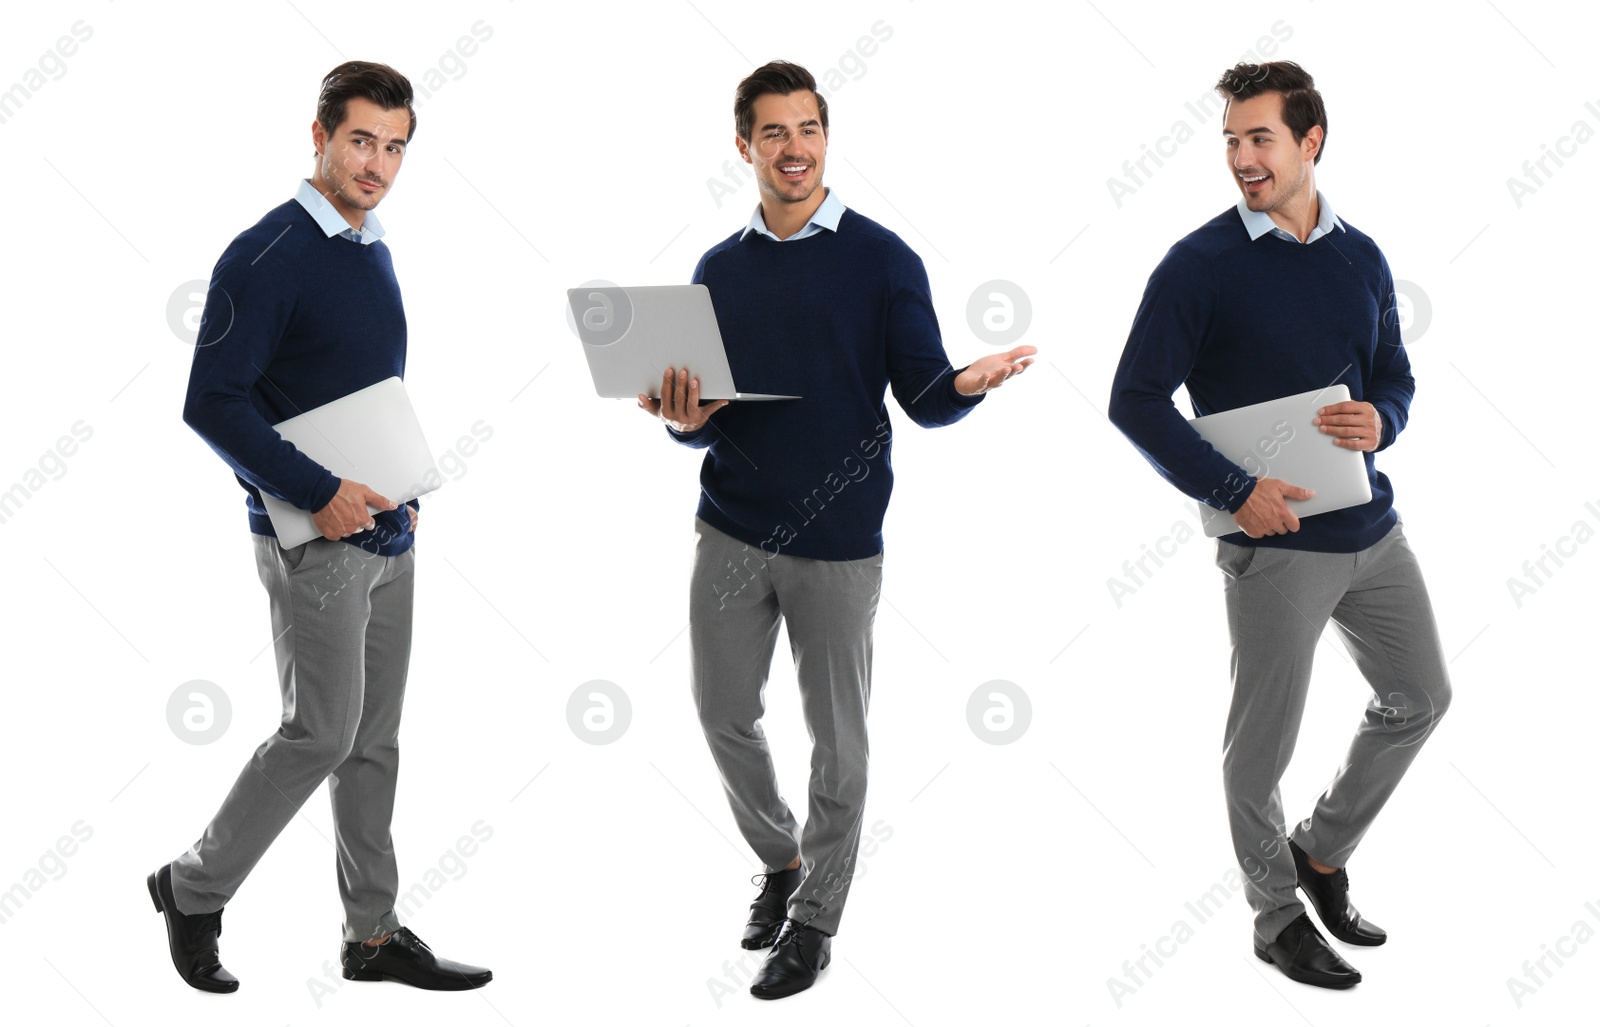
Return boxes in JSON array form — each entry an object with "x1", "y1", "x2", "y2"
[
  {"x1": 1188, "y1": 384, "x2": 1372, "y2": 538},
  {"x1": 260, "y1": 377, "x2": 441, "y2": 548},
  {"x1": 568, "y1": 284, "x2": 799, "y2": 400}
]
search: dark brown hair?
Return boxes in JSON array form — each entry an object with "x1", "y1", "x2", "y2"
[
  {"x1": 734, "y1": 61, "x2": 828, "y2": 142},
  {"x1": 313, "y1": 61, "x2": 415, "y2": 158},
  {"x1": 1215, "y1": 61, "x2": 1327, "y2": 164}
]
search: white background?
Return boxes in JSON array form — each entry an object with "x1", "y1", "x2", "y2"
[{"x1": 0, "y1": 1, "x2": 1595, "y2": 1025}]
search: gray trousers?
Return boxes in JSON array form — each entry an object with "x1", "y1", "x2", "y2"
[
  {"x1": 689, "y1": 519, "x2": 883, "y2": 936},
  {"x1": 1215, "y1": 521, "x2": 1451, "y2": 944},
  {"x1": 171, "y1": 534, "x2": 415, "y2": 943}
]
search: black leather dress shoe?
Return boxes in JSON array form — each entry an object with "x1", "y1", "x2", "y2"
[
  {"x1": 147, "y1": 862, "x2": 239, "y2": 993},
  {"x1": 1290, "y1": 839, "x2": 1387, "y2": 945},
  {"x1": 1254, "y1": 913, "x2": 1362, "y2": 989},
  {"x1": 341, "y1": 927, "x2": 492, "y2": 990},
  {"x1": 742, "y1": 866, "x2": 802, "y2": 950},
  {"x1": 750, "y1": 918, "x2": 831, "y2": 999}
]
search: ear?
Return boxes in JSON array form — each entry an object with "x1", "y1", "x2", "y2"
[
  {"x1": 1302, "y1": 124, "x2": 1323, "y2": 163},
  {"x1": 311, "y1": 118, "x2": 327, "y2": 158},
  {"x1": 735, "y1": 133, "x2": 752, "y2": 164}
]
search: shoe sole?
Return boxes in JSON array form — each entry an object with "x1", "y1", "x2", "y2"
[
  {"x1": 341, "y1": 967, "x2": 492, "y2": 990},
  {"x1": 148, "y1": 867, "x2": 240, "y2": 994},
  {"x1": 1253, "y1": 946, "x2": 1361, "y2": 989},
  {"x1": 1295, "y1": 883, "x2": 1388, "y2": 947}
]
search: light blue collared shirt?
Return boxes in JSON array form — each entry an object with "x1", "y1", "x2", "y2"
[
  {"x1": 740, "y1": 187, "x2": 846, "y2": 243},
  {"x1": 294, "y1": 178, "x2": 386, "y2": 245},
  {"x1": 1236, "y1": 189, "x2": 1343, "y2": 245}
]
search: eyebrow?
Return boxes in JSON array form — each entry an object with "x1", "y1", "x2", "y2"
[
  {"x1": 350, "y1": 128, "x2": 406, "y2": 149},
  {"x1": 761, "y1": 118, "x2": 822, "y2": 133},
  {"x1": 1222, "y1": 126, "x2": 1276, "y2": 137}
]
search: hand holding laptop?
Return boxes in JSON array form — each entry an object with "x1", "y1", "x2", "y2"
[
  {"x1": 1187, "y1": 385, "x2": 1373, "y2": 539},
  {"x1": 1314, "y1": 400, "x2": 1383, "y2": 451},
  {"x1": 570, "y1": 285, "x2": 799, "y2": 401},
  {"x1": 314, "y1": 478, "x2": 398, "y2": 540},
  {"x1": 1234, "y1": 478, "x2": 1317, "y2": 538},
  {"x1": 1232, "y1": 397, "x2": 1381, "y2": 537},
  {"x1": 259, "y1": 377, "x2": 441, "y2": 549},
  {"x1": 637, "y1": 366, "x2": 728, "y2": 433}
]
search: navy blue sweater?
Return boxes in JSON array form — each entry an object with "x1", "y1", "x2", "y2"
[
  {"x1": 1108, "y1": 207, "x2": 1413, "y2": 554},
  {"x1": 671, "y1": 209, "x2": 984, "y2": 560},
  {"x1": 183, "y1": 199, "x2": 416, "y2": 556}
]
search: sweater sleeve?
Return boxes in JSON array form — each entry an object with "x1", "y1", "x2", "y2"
[
  {"x1": 182, "y1": 249, "x2": 341, "y2": 512},
  {"x1": 1365, "y1": 253, "x2": 1415, "y2": 452},
  {"x1": 882, "y1": 245, "x2": 984, "y2": 429},
  {"x1": 1108, "y1": 246, "x2": 1258, "y2": 513}
]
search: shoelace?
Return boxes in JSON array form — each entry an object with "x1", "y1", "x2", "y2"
[
  {"x1": 778, "y1": 916, "x2": 823, "y2": 946},
  {"x1": 750, "y1": 869, "x2": 792, "y2": 895},
  {"x1": 393, "y1": 927, "x2": 431, "y2": 952}
]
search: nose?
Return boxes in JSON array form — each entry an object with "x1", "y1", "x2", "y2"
[{"x1": 364, "y1": 146, "x2": 392, "y2": 177}]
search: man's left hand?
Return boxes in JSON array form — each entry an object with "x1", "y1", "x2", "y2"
[
  {"x1": 1314, "y1": 400, "x2": 1382, "y2": 452},
  {"x1": 409, "y1": 505, "x2": 419, "y2": 533},
  {"x1": 954, "y1": 346, "x2": 1037, "y2": 396}
]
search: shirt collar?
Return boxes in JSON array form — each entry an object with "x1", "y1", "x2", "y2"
[
  {"x1": 740, "y1": 187, "x2": 846, "y2": 241},
  {"x1": 1235, "y1": 189, "x2": 1343, "y2": 243},
  {"x1": 294, "y1": 178, "x2": 385, "y2": 245}
]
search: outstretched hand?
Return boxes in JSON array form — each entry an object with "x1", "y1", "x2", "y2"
[{"x1": 954, "y1": 346, "x2": 1037, "y2": 396}]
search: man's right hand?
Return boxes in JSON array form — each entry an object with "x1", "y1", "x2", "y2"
[
  {"x1": 312, "y1": 478, "x2": 396, "y2": 540},
  {"x1": 1232, "y1": 477, "x2": 1316, "y2": 538},
  {"x1": 637, "y1": 367, "x2": 728, "y2": 433}
]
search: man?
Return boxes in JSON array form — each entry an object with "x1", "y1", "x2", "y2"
[
  {"x1": 639, "y1": 61, "x2": 1034, "y2": 1000},
  {"x1": 151, "y1": 61, "x2": 490, "y2": 993},
  {"x1": 1109, "y1": 61, "x2": 1451, "y2": 989}
]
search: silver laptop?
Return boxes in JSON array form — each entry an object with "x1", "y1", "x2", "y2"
[
  {"x1": 260, "y1": 377, "x2": 441, "y2": 548},
  {"x1": 568, "y1": 284, "x2": 798, "y2": 400},
  {"x1": 1188, "y1": 384, "x2": 1372, "y2": 538}
]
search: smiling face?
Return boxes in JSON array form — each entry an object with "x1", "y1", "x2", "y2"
[
  {"x1": 311, "y1": 95, "x2": 410, "y2": 222},
  {"x1": 737, "y1": 90, "x2": 827, "y2": 207},
  {"x1": 1222, "y1": 91, "x2": 1320, "y2": 215}
]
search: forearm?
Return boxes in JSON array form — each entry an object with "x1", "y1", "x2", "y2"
[
  {"x1": 1108, "y1": 387, "x2": 1256, "y2": 513},
  {"x1": 1364, "y1": 376, "x2": 1413, "y2": 451},
  {"x1": 665, "y1": 423, "x2": 715, "y2": 449},
  {"x1": 183, "y1": 377, "x2": 338, "y2": 511},
  {"x1": 892, "y1": 364, "x2": 985, "y2": 428}
]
